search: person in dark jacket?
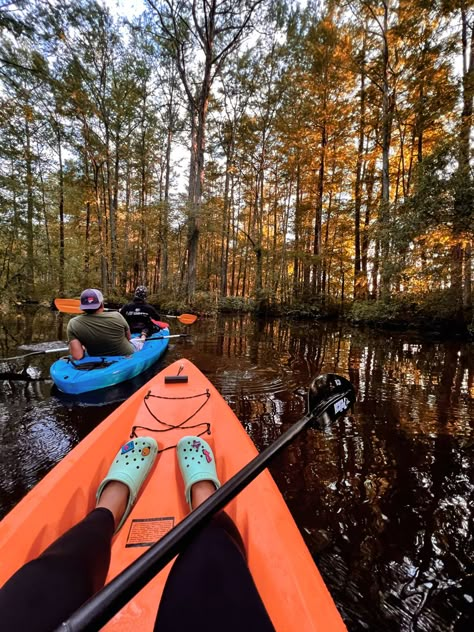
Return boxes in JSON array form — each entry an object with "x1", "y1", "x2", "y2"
[{"x1": 119, "y1": 286, "x2": 161, "y2": 335}]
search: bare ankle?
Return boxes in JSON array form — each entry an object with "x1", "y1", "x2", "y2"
[
  {"x1": 96, "y1": 481, "x2": 129, "y2": 529},
  {"x1": 191, "y1": 480, "x2": 217, "y2": 509}
]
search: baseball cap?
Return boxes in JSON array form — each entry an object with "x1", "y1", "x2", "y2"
[{"x1": 80, "y1": 288, "x2": 104, "y2": 311}]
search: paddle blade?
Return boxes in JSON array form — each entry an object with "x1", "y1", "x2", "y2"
[
  {"x1": 177, "y1": 314, "x2": 198, "y2": 325},
  {"x1": 150, "y1": 320, "x2": 170, "y2": 329},
  {"x1": 54, "y1": 298, "x2": 82, "y2": 314},
  {"x1": 307, "y1": 373, "x2": 355, "y2": 426}
]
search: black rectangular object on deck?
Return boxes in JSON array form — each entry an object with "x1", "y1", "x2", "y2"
[{"x1": 164, "y1": 375, "x2": 189, "y2": 383}]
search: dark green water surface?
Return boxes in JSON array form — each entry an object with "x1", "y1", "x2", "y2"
[{"x1": 0, "y1": 307, "x2": 473, "y2": 631}]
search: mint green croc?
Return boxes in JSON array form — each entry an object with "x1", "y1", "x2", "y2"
[
  {"x1": 96, "y1": 436, "x2": 158, "y2": 533},
  {"x1": 177, "y1": 436, "x2": 221, "y2": 509}
]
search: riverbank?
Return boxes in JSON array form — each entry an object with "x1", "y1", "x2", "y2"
[
  {"x1": 8, "y1": 289, "x2": 473, "y2": 341},
  {"x1": 150, "y1": 291, "x2": 474, "y2": 340}
]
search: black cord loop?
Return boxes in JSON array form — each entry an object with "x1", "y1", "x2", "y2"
[{"x1": 130, "y1": 389, "x2": 212, "y2": 453}]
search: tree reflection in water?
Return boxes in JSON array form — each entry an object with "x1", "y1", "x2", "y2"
[{"x1": 0, "y1": 310, "x2": 472, "y2": 630}]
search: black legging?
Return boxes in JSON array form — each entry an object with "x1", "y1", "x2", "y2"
[
  {"x1": 155, "y1": 512, "x2": 274, "y2": 631},
  {"x1": 0, "y1": 508, "x2": 275, "y2": 632}
]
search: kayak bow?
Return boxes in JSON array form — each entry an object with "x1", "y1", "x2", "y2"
[{"x1": 0, "y1": 360, "x2": 348, "y2": 631}]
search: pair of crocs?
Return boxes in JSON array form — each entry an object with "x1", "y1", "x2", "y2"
[{"x1": 96, "y1": 435, "x2": 220, "y2": 533}]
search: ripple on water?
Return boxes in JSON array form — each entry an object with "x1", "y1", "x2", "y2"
[
  {"x1": 213, "y1": 364, "x2": 289, "y2": 397},
  {"x1": 0, "y1": 406, "x2": 75, "y2": 510}
]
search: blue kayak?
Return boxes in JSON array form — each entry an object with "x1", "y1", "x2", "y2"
[{"x1": 50, "y1": 329, "x2": 170, "y2": 394}]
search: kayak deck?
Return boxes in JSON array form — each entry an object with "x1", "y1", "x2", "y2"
[
  {"x1": 0, "y1": 359, "x2": 346, "y2": 631},
  {"x1": 49, "y1": 329, "x2": 170, "y2": 394}
]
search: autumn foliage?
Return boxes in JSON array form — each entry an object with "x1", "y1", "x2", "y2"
[{"x1": 0, "y1": 0, "x2": 472, "y2": 327}]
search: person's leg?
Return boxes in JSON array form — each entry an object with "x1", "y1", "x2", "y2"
[
  {"x1": 0, "y1": 494, "x2": 122, "y2": 632},
  {"x1": 154, "y1": 441, "x2": 275, "y2": 632},
  {"x1": 0, "y1": 437, "x2": 157, "y2": 632},
  {"x1": 130, "y1": 333, "x2": 147, "y2": 352}
]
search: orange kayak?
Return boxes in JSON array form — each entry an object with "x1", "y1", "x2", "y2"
[{"x1": 0, "y1": 359, "x2": 346, "y2": 631}]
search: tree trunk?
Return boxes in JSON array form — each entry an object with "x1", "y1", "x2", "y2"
[
  {"x1": 111, "y1": 123, "x2": 121, "y2": 290},
  {"x1": 450, "y1": 242, "x2": 463, "y2": 319},
  {"x1": 38, "y1": 171, "x2": 52, "y2": 284},
  {"x1": 162, "y1": 92, "x2": 174, "y2": 290},
  {"x1": 24, "y1": 115, "x2": 35, "y2": 299},
  {"x1": 84, "y1": 159, "x2": 91, "y2": 285},
  {"x1": 151, "y1": 0, "x2": 262, "y2": 299},
  {"x1": 362, "y1": 152, "x2": 376, "y2": 297},
  {"x1": 104, "y1": 123, "x2": 116, "y2": 290},
  {"x1": 93, "y1": 162, "x2": 108, "y2": 292},
  {"x1": 187, "y1": 67, "x2": 211, "y2": 298},
  {"x1": 312, "y1": 125, "x2": 325, "y2": 296},
  {"x1": 293, "y1": 163, "x2": 301, "y2": 302},
  {"x1": 379, "y1": 0, "x2": 394, "y2": 299},
  {"x1": 354, "y1": 37, "x2": 366, "y2": 299},
  {"x1": 463, "y1": 240, "x2": 472, "y2": 311},
  {"x1": 220, "y1": 124, "x2": 234, "y2": 297},
  {"x1": 56, "y1": 124, "x2": 65, "y2": 298},
  {"x1": 121, "y1": 138, "x2": 132, "y2": 291},
  {"x1": 230, "y1": 185, "x2": 238, "y2": 295},
  {"x1": 185, "y1": 101, "x2": 198, "y2": 295},
  {"x1": 456, "y1": 7, "x2": 474, "y2": 316},
  {"x1": 81, "y1": 119, "x2": 92, "y2": 284}
]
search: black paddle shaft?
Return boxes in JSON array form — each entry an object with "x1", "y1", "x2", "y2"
[
  {"x1": 58, "y1": 374, "x2": 355, "y2": 631},
  {"x1": 0, "y1": 335, "x2": 190, "y2": 362}
]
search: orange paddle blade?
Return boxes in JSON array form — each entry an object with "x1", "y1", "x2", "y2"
[
  {"x1": 54, "y1": 298, "x2": 82, "y2": 314},
  {"x1": 176, "y1": 314, "x2": 198, "y2": 325}
]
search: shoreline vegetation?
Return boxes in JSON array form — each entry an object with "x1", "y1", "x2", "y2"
[
  {"x1": 7, "y1": 291, "x2": 474, "y2": 340},
  {"x1": 116, "y1": 293, "x2": 474, "y2": 338}
]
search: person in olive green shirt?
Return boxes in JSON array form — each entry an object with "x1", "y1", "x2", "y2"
[{"x1": 67, "y1": 289, "x2": 146, "y2": 360}]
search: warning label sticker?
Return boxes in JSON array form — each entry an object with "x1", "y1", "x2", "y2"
[{"x1": 126, "y1": 517, "x2": 175, "y2": 548}]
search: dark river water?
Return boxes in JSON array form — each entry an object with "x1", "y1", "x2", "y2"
[{"x1": 0, "y1": 307, "x2": 473, "y2": 631}]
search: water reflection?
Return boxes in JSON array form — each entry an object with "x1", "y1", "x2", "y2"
[{"x1": 0, "y1": 310, "x2": 472, "y2": 630}]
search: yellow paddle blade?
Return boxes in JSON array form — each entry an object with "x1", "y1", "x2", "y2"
[{"x1": 54, "y1": 298, "x2": 82, "y2": 314}]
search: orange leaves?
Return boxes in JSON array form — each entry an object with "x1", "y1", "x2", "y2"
[{"x1": 23, "y1": 104, "x2": 34, "y2": 121}]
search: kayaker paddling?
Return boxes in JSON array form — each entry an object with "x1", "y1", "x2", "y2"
[
  {"x1": 0, "y1": 436, "x2": 274, "y2": 632},
  {"x1": 67, "y1": 288, "x2": 147, "y2": 360},
  {"x1": 119, "y1": 285, "x2": 162, "y2": 336}
]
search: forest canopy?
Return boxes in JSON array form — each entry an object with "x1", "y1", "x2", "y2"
[{"x1": 0, "y1": 0, "x2": 472, "y2": 326}]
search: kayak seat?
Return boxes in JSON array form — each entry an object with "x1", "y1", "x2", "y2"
[{"x1": 68, "y1": 358, "x2": 118, "y2": 371}]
